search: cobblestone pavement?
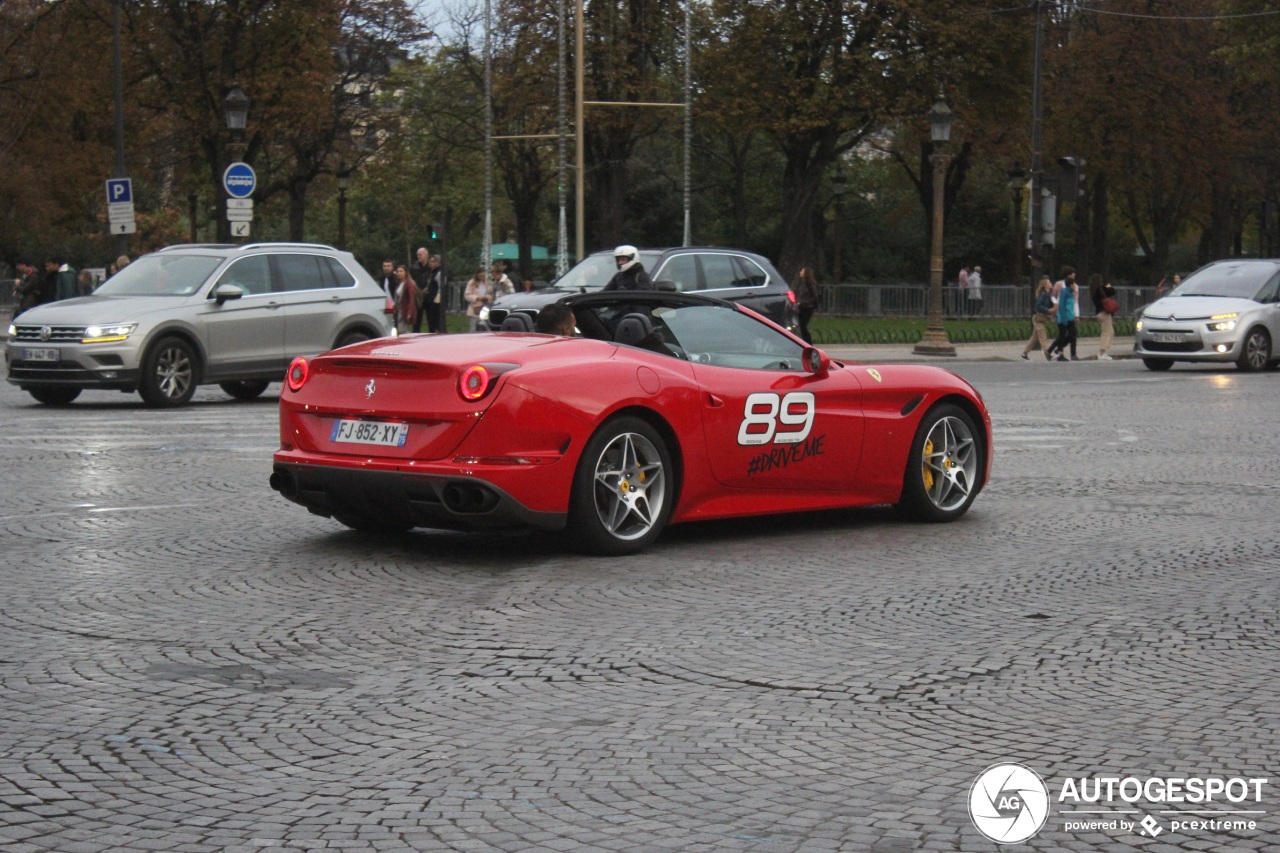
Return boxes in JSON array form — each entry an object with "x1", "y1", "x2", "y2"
[{"x1": 0, "y1": 363, "x2": 1277, "y2": 852}]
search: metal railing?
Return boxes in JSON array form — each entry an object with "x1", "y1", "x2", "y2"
[{"x1": 818, "y1": 283, "x2": 1154, "y2": 319}]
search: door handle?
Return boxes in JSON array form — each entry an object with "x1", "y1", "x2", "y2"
[{"x1": 705, "y1": 393, "x2": 724, "y2": 408}]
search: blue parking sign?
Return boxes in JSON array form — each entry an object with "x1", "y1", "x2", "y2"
[
  {"x1": 105, "y1": 178, "x2": 133, "y2": 205},
  {"x1": 222, "y1": 162, "x2": 257, "y2": 199}
]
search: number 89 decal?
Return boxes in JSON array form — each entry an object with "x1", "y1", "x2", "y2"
[{"x1": 737, "y1": 391, "x2": 815, "y2": 446}]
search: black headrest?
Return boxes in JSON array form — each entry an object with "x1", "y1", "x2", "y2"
[
  {"x1": 500, "y1": 313, "x2": 535, "y2": 332},
  {"x1": 614, "y1": 313, "x2": 654, "y2": 346}
]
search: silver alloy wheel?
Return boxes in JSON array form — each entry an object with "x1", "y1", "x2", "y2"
[
  {"x1": 1242, "y1": 328, "x2": 1270, "y2": 371},
  {"x1": 155, "y1": 343, "x2": 194, "y2": 400},
  {"x1": 920, "y1": 415, "x2": 978, "y2": 512},
  {"x1": 591, "y1": 430, "x2": 667, "y2": 542}
]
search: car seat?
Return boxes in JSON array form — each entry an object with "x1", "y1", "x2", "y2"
[
  {"x1": 614, "y1": 313, "x2": 681, "y2": 358},
  {"x1": 499, "y1": 313, "x2": 535, "y2": 331},
  {"x1": 614, "y1": 313, "x2": 654, "y2": 346}
]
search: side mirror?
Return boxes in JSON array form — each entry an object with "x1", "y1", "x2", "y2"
[
  {"x1": 653, "y1": 279, "x2": 678, "y2": 292},
  {"x1": 214, "y1": 283, "x2": 245, "y2": 305},
  {"x1": 803, "y1": 346, "x2": 830, "y2": 374}
]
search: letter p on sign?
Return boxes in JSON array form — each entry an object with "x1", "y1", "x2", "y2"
[{"x1": 106, "y1": 178, "x2": 133, "y2": 204}]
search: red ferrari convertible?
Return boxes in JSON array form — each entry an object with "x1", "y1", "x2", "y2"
[{"x1": 271, "y1": 292, "x2": 991, "y2": 554}]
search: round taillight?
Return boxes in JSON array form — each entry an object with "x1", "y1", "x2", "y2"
[
  {"x1": 286, "y1": 356, "x2": 309, "y2": 392},
  {"x1": 459, "y1": 365, "x2": 490, "y2": 401}
]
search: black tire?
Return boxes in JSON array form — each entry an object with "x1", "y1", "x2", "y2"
[
  {"x1": 1142, "y1": 358, "x2": 1174, "y2": 372},
  {"x1": 895, "y1": 403, "x2": 982, "y2": 523},
  {"x1": 568, "y1": 416, "x2": 675, "y2": 555},
  {"x1": 139, "y1": 336, "x2": 198, "y2": 407},
  {"x1": 27, "y1": 386, "x2": 81, "y2": 406},
  {"x1": 332, "y1": 512, "x2": 412, "y2": 534},
  {"x1": 219, "y1": 380, "x2": 270, "y2": 401},
  {"x1": 1235, "y1": 327, "x2": 1271, "y2": 372},
  {"x1": 336, "y1": 330, "x2": 371, "y2": 349}
]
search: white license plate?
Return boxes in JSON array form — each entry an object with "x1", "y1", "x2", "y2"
[
  {"x1": 1151, "y1": 333, "x2": 1185, "y2": 343},
  {"x1": 330, "y1": 419, "x2": 409, "y2": 447},
  {"x1": 22, "y1": 348, "x2": 59, "y2": 362}
]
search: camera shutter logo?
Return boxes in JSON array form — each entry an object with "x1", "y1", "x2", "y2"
[{"x1": 969, "y1": 763, "x2": 1050, "y2": 844}]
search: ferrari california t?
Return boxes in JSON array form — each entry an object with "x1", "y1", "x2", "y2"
[{"x1": 270, "y1": 292, "x2": 991, "y2": 554}]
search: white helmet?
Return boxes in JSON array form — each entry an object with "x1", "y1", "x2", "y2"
[{"x1": 614, "y1": 244, "x2": 639, "y2": 271}]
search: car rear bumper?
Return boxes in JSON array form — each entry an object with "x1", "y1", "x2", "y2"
[{"x1": 270, "y1": 460, "x2": 567, "y2": 532}]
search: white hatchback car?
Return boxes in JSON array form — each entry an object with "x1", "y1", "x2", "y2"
[
  {"x1": 6, "y1": 243, "x2": 393, "y2": 406},
  {"x1": 1134, "y1": 259, "x2": 1280, "y2": 372}
]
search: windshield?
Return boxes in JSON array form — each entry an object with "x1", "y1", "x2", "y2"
[
  {"x1": 1172, "y1": 262, "x2": 1280, "y2": 301},
  {"x1": 553, "y1": 251, "x2": 662, "y2": 291},
  {"x1": 93, "y1": 254, "x2": 223, "y2": 297}
]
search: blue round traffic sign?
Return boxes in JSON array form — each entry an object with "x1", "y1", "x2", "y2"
[{"x1": 222, "y1": 162, "x2": 257, "y2": 199}]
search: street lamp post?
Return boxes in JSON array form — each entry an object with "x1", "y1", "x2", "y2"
[
  {"x1": 914, "y1": 96, "x2": 957, "y2": 357},
  {"x1": 336, "y1": 168, "x2": 350, "y2": 250},
  {"x1": 223, "y1": 86, "x2": 250, "y2": 243},
  {"x1": 1008, "y1": 166, "x2": 1027, "y2": 287},
  {"x1": 831, "y1": 167, "x2": 847, "y2": 285}
]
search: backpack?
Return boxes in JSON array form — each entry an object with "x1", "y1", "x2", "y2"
[{"x1": 1034, "y1": 291, "x2": 1053, "y2": 314}]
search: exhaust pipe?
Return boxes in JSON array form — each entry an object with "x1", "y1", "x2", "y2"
[
  {"x1": 442, "y1": 482, "x2": 498, "y2": 514},
  {"x1": 270, "y1": 468, "x2": 298, "y2": 500}
]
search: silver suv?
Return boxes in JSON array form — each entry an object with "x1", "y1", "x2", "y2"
[{"x1": 5, "y1": 243, "x2": 393, "y2": 407}]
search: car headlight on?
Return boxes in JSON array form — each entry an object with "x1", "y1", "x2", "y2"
[
  {"x1": 1134, "y1": 318, "x2": 1143, "y2": 332},
  {"x1": 479, "y1": 306, "x2": 490, "y2": 322},
  {"x1": 81, "y1": 323, "x2": 136, "y2": 343},
  {"x1": 6, "y1": 324, "x2": 14, "y2": 337},
  {"x1": 1207, "y1": 313, "x2": 1238, "y2": 332}
]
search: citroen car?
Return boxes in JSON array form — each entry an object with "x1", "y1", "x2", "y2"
[{"x1": 1134, "y1": 259, "x2": 1280, "y2": 371}]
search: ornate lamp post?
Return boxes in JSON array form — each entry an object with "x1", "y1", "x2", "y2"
[
  {"x1": 223, "y1": 87, "x2": 250, "y2": 243},
  {"x1": 914, "y1": 96, "x2": 957, "y2": 357},
  {"x1": 831, "y1": 167, "x2": 847, "y2": 285},
  {"x1": 224, "y1": 87, "x2": 250, "y2": 161},
  {"x1": 336, "y1": 167, "x2": 351, "y2": 250},
  {"x1": 1008, "y1": 165, "x2": 1027, "y2": 287}
]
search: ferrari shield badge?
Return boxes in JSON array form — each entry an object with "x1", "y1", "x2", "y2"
[{"x1": 865, "y1": 368, "x2": 882, "y2": 383}]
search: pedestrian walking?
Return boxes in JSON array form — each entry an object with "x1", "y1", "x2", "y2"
[
  {"x1": 792, "y1": 265, "x2": 820, "y2": 344},
  {"x1": 375, "y1": 259, "x2": 397, "y2": 301},
  {"x1": 464, "y1": 267, "x2": 492, "y2": 332},
  {"x1": 410, "y1": 247, "x2": 433, "y2": 333},
  {"x1": 957, "y1": 265, "x2": 970, "y2": 316},
  {"x1": 13, "y1": 262, "x2": 43, "y2": 316},
  {"x1": 1089, "y1": 273, "x2": 1118, "y2": 360},
  {"x1": 393, "y1": 264, "x2": 418, "y2": 334},
  {"x1": 967, "y1": 266, "x2": 984, "y2": 315},
  {"x1": 1046, "y1": 267, "x2": 1078, "y2": 361},
  {"x1": 1021, "y1": 275, "x2": 1056, "y2": 360},
  {"x1": 426, "y1": 254, "x2": 448, "y2": 333}
]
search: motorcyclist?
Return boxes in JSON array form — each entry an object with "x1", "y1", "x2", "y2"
[{"x1": 601, "y1": 245, "x2": 653, "y2": 292}]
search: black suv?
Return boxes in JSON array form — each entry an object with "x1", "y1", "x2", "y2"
[{"x1": 483, "y1": 247, "x2": 797, "y2": 332}]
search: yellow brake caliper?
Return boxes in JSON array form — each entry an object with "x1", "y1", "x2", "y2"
[{"x1": 923, "y1": 438, "x2": 935, "y2": 490}]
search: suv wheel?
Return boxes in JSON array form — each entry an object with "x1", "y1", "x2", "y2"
[
  {"x1": 28, "y1": 386, "x2": 82, "y2": 406},
  {"x1": 140, "y1": 336, "x2": 198, "y2": 407},
  {"x1": 220, "y1": 380, "x2": 270, "y2": 401}
]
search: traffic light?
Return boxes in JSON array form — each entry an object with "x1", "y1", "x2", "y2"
[
  {"x1": 1058, "y1": 156, "x2": 1086, "y2": 201},
  {"x1": 430, "y1": 222, "x2": 443, "y2": 240}
]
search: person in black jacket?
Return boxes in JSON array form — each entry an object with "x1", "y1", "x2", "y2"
[{"x1": 602, "y1": 245, "x2": 652, "y2": 292}]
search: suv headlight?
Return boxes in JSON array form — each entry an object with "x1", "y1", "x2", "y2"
[
  {"x1": 479, "y1": 306, "x2": 490, "y2": 322},
  {"x1": 82, "y1": 323, "x2": 136, "y2": 343}
]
